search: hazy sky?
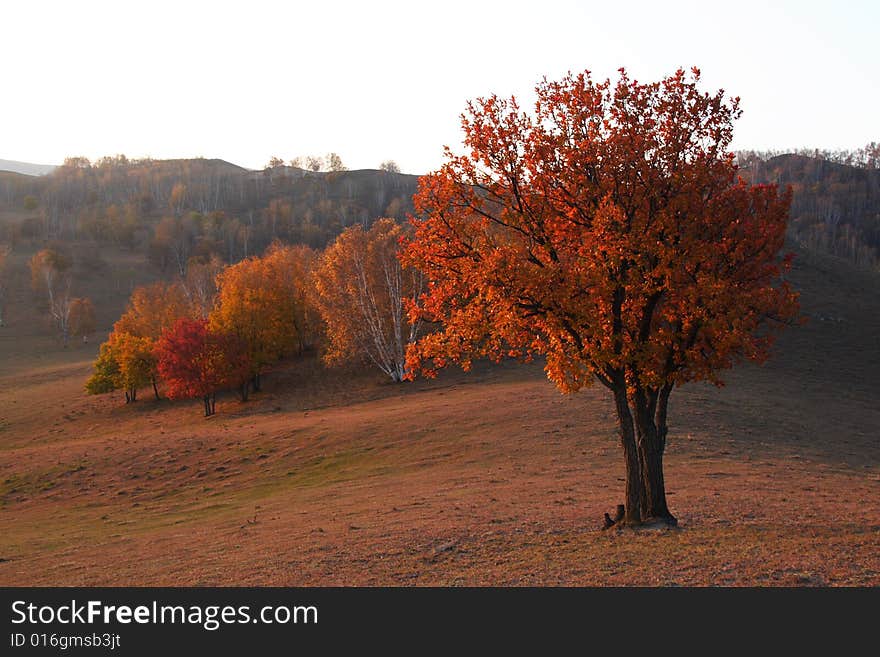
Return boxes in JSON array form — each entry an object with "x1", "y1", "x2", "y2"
[{"x1": 2, "y1": 0, "x2": 877, "y2": 174}]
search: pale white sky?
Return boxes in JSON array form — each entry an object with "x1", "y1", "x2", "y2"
[{"x1": 1, "y1": 0, "x2": 877, "y2": 174}]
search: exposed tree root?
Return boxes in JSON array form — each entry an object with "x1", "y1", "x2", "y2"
[{"x1": 601, "y1": 504, "x2": 678, "y2": 530}]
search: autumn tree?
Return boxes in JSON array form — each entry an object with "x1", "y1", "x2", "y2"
[
  {"x1": 85, "y1": 341, "x2": 121, "y2": 396},
  {"x1": 209, "y1": 243, "x2": 318, "y2": 397},
  {"x1": 114, "y1": 281, "x2": 193, "y2": 342},
  {"x1": 69, "y1": 297, "x2": 96, "y2": 343},
  {"x1": 273, "y1": 244, "x2": 321, "y2": 354},
  {"x1": 402, "y1": 68, "x2": 800, "y2": 527},
  {"x1": 86, "y1": 332, "x2": 156, "y2": 402},
  {"x1": 29, "y1": 247, "x2": 74, "y2": 345},
  {"x1": 315, "y1": 218, "x2": 424, "y2": 382},
  {"x1": 155, "y1": 318, "x2": 252, "y2": 416},
  {"x1": 380, "y1": 160, "x2": 401, "y2": 174}
]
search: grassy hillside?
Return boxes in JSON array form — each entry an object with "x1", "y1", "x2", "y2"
[{"x1": 0, "y1": 247, "x2": 877, "y2": 585}]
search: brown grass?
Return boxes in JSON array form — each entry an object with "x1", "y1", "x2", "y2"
[{"x1": 0, "y1": 248, "x2": 878, "y2": 586}]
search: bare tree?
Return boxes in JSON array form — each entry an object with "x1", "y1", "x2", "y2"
[
  {"x1": 30, "y1": 248, "x2": 75, "y2": 345},
  {"x1": 326, "y1": 152, "x2": 347, "y2": 172},
  {"x1": 51, "y1": 281, "x2": 75, "y2": 346},
  {"x1": 169, "y1": 183, "x2": 187, "y2": 217},
  {"x1": 182, "y1": 254, "x2": 225, "y2": 318},
  {"x1": 154, "y1": 216, "x2": 195, "y2": 278}
]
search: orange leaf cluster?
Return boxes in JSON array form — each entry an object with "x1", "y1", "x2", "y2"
[
  {"x1": 402, "y1": 68, "x2": 800, "y2": 395},
  {"x1": 209, "y1": 243, "x2": 318, "y2": 377}
]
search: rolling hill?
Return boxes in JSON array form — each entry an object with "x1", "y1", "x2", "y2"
[
  {"x1": 0, "y1": 245, "x2": 877, "y2": 585},
  {"x1": 0, "y1": 159, "x2": 56, "y2": 176}
]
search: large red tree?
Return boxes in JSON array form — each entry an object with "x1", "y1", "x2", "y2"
[{"x1": 402, "y1": 68, "x2": 800, "y2": 527}]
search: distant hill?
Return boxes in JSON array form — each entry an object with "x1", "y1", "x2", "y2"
[
  {"x1": 741, "y1": 154, "x2": 880, "y2": 270},
  {"x1": 139, "y1": 157, "x2": 250, "y2": 176},
  {"x1": 3, "y1": 151, "x2": 875, "y2": 273},
  {"x1": 0, "y1": 159, "x2": 56, "y2": 176},
  {"x1": 0, "y1": 157, "x2": 422, "y2": 262}
]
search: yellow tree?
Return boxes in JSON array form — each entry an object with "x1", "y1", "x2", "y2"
[
  {"x1": 85, "y1": 332, "x2": 156, "y2": 403},
  {"x1": 313, "y1": 218, "x2": 424, "y2": 382},
  {"x1": 85, "y1": 341, "x2": 121, "y2": 396},
  {"x1": 209, "y1": 243, "x2": 317, "y2": 398},
  {"x1": 270, "y1": 244, "x2": 321, "y2": 354}
]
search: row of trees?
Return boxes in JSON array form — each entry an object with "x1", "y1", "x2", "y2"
[
  {"x1": 86, "y1": 219, "x2": 423, "y2": 415},
  {"x1": 265, "y1": 153, "x2": 348, "y2": 173},
  {"x1": 264, "y1": 154, "x2": 401, "y2": 174}
]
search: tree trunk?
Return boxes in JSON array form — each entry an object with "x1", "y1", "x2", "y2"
[
  {"x1": 633, "y1": 385, "x2": 676, "y2": 525},
  {"x1": 152, "y1": 377, "x2": 161, "y2": 400},
  {"x1": 612, "y1": 384, "x2": 644, "y2": 526},
  {"x1": 649, "y1": 384, "x2": 676, "y2": 524},
  {"x1": 639, "y1": 436, "x2": 674, "y2": 523},
  {"x1": 251, "y1": 373, "x2": 261, "y2": 392},
  {"x1": 239, "y1": 381, "x2": 250, "y2": 402},
  {"x1": 604, "y1": 378, "x2": 677, "y2": 527}
]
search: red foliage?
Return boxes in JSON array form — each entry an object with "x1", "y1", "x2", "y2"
[{"x1": 154, "y1": 318, "x2": 251, "y2": 415}]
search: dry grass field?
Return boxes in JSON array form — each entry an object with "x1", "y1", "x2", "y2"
[{"x1": 0, "y1": 247, "x2": 878, "y2": 586}]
